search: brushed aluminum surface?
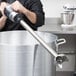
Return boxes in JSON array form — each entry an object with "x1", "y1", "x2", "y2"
[{"x1": 0, "y1": 31, "x2": 57, "y2": 76}]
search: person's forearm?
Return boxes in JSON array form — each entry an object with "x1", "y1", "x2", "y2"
[
  {"x1": 0, "y1": 16, "x2": 7, "y2": 29},
  {"x1": 22, "y1": 7, "x2": 37, "y2": 24}
]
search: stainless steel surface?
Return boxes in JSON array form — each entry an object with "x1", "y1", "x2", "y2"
[
  {"x1": 61, "y1": 12, "x2": 74, "y2": 25},
  {"x1": 0, "y1": 31, "x2": 59, "y2": 76}
]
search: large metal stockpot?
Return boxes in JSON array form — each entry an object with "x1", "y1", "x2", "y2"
[{"x1": 0, "y1": 31, "x2": 65, "y2": 76}]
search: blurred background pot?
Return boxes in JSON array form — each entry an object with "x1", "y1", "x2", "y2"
[{"x1": 61, "y1": 12, "x2": 74, "y2": 25}]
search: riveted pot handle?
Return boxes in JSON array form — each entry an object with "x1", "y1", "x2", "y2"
[{"x1": 56, "y1": 38, "x2": 66, "y2": 51}]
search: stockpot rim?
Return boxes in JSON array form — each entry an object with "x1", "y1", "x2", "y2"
[{"x1": 0, "y1": 31, "x2": 58, "y2": 46}]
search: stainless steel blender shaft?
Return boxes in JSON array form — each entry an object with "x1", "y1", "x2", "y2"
[
  {"x1": 20, "y1": 20, "x2": 58, "y2": 57},
  {"x1": 20, "y1": 20, "x2": 68, "y2": 65}
]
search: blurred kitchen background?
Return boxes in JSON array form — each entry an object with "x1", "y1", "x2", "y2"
[{"x1": 38, "y1": 0, "x2": 76, "y2": 76}]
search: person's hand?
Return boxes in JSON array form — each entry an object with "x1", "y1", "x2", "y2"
[
  {"x1": 11, "y1": 1, "x2": 27, "y2": 13},
  {"x1": 0, "y1": 2, "x2": 8, "y2": 16},
  {"x1": 11, "y1": 0, "x2": 36, "y2": 24},
  {"x1": 0, "y1": 2, "x2": 8, "y2": 29}
]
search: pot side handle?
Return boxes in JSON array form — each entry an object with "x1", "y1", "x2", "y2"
[{"x1": 56, "y1": 38, "x2": 66, "y2": 52}]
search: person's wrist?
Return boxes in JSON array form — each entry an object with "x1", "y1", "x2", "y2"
[
  {"x1": 0, "y1": 16, "x2": 7, "y2": 30},
  {"x1": 22, "y1": 7, "x2": 28, "y2": 16}
]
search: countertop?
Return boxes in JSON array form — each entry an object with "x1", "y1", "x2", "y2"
[{"x1": 38, "y1": 24, "x2": 76, "y2": 34}]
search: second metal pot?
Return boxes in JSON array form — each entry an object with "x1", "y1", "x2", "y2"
[{"x1": 61, "y1": 12, "x2": 74, "y2": 25}]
